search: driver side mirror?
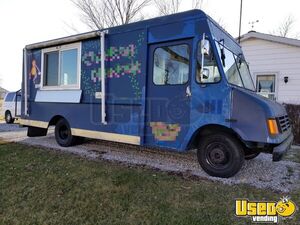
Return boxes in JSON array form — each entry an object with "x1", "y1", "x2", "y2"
[
  {"x1": 200, "y1": 34, "x2": 211, "y2": 82},
  {"x1": 202, "y1": 68, "x2": 210, "y2": 79},
  {"x1": 197, "y1": 68, "x2": 210, "y2": 82}
]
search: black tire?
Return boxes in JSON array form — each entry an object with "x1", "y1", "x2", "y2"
[
  {"x1": 245, "y1": 152, "x2": 260, "y2": 160},
  {"x1": 5, "y1": 111, "x2": 14, "y2": 124},
  {"x1": 75, "y1": 136, "x2": 85, "y2": 145},
  {"x1": 197, "y1": 133, "x2": 245, "y2": 178},
  {"x1": 55, "y1": 118, "x2": 77, "y2": 147}
]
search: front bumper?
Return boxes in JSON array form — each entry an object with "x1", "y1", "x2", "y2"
[{"x1": 272, "y1": 133, "x2": 294, "y2": 161}]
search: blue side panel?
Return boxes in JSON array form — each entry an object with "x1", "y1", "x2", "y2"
[
  {"x1": 148, "y1": 21, "x2": 195, "y2": 43},
  {"x1": 28, "y1": 102, "x2": 141, "y2": 136},
  {"x1": 23, "y1": 30, "x2": 147, "y2": 138}
]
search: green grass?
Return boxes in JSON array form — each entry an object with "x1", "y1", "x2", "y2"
[{"x1": 0, "y1": 141, "x2": 299, "y2": 225}]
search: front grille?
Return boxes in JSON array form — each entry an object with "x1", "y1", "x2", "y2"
[{"x1": 277, "y1": 115, "x2": 290, "y2": 133}]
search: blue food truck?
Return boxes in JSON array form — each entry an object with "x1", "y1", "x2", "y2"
[{"x1": 20, "y1": 10, "x2": 293, "y2": 178}]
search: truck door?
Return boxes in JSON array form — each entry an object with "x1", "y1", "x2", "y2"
[{"x1": 145, "y1": 39, "x2": 192, "y2": 150}]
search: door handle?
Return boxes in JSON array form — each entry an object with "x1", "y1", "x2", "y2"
[{"x1": 186, "y1": 85, "x2": 192, "y2": 97}]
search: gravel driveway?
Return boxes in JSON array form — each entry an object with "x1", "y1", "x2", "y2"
[{"x1": 0, "y1": 122, "x2": 299, "y2": 193}]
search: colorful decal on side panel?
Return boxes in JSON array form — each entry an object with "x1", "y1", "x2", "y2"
[
  {"x1": 28, "y1": 50, "x2": 41, "y2": 87},
  {"x1": 81, "y1": 32, "x2": 145, "y2": 99},
  {"x1": 86, "y1": 61, "x2": 141, "y2": 82},
  {"x1": 150, "y1": 122, "x2": 181, "y2": 141},
  {"x1": 29, "y1": 59, "x2": 41, "y2": 83},
  {"x1": 27, "y1": 50, "x2": 42, "y2": 96}
]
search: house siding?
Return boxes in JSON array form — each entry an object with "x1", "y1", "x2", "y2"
[{"x1": 241, "y1": 38, "x2": 300, "y2": 104}]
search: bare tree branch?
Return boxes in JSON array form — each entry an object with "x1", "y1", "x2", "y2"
[
  {"x1": 271, "y1": 15, "x2": 296, "y2": 38},
  {"x1": 155, "y1": 0, "x2": 204, "y2": 16},
  {"x1": 192, "y1": 0, "x2": 204, "y2": 9},
  {"x1": 62, "y1": 21, "x2": 81, "y2": 35},
  {"x1": 71, "y1": 0, "x2": 152, "y2": 30},
  {"x1": 154, "y1": 0, "x2": 181, "y2": 16},
  {"x1": 216, "y1": 17, "x2": 227, "y2": 30}
]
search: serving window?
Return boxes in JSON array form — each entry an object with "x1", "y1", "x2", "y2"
[{"x1": 41, "y1": 43, "x2": 81, "y2": 89}]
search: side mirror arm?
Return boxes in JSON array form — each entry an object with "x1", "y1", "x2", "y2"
[{"x1": 200, "y1": 33, "x2": 205, "y2": 81}]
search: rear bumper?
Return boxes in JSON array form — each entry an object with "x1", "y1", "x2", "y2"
[{"x1": 272, "y1": 133, "x2": 294, "y2": 161}]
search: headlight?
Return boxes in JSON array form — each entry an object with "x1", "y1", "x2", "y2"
[{"x1": 267, "y1": 119, "x2": 279, "y2": 135}]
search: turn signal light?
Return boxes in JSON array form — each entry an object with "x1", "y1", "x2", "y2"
[{"x1": 267, "y1": 119, "x2": 279, "y2": 135}]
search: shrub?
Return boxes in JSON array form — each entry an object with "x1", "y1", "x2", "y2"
[{"x1": 284, "y1": 104, "x2": 300, "y2": 145}]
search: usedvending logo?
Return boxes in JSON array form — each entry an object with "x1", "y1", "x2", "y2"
[{"x1": 235, "y1": 196, "x2": 297, "y2": 223}]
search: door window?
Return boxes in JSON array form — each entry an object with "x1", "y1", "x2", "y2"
[
  {"x1": 153, "y1": 44, "x2": 189, "y2": 85},
  {"x1": 196, "y1": 41, "x2": 221, "y2": 83}
]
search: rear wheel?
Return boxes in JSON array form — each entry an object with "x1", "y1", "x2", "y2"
[
  {"x1": 55, "y1": 118, "x2": 77, "y2": 147},
  {"x1": 5, "y1": 111, "x2": 14, "y2": 124},
  {"x1": 197, "y1": 133, "x2": 245, "y2": 178}
]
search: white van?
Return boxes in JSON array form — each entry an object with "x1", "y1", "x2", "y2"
[{"x1": 1, "y1": 91, "x2": 21, "y2": 123}]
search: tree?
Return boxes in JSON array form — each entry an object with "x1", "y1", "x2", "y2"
[
  {"x1": 216, "y1": 17, "x2": 227, "y2": 30},
  {"x1": 154, "y1": 0, "x2": 181, "y2": 16},
  {"x1": 271, "y1": 15, "x2": 296, "y2": 38},
  {"x1": 154, "y1": 0, "x2": 204, "y2": 16},
  {"x1": 192, "y1": 0, "x2": 204, "y2": 9},
  {"x1": 71, "y1": 0, "x2": 152, "y2": 30}
]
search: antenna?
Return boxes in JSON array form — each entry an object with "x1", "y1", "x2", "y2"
[{"x1": 238, "y1": 0, "x2": 243, "y2": 43}]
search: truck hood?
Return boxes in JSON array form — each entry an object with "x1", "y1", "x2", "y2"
[
  {"x1": 236, "y1": 88, "x2": 287, "y2": 117},
  {"x1": 231, "y1": 87, "x2": 290, "y2": 144}
]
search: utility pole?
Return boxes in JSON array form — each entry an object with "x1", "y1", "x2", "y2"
[{"x1": 238, "y1": 0, "x2": 243, "y2": 43}]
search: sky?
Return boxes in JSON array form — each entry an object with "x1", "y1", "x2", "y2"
[{"x1": 0, "y1": 0, "x2": 300, "y2": 91}]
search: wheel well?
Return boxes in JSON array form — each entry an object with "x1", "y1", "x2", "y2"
[
  {"x1": 187, "y1": 124, "x2": 243, "y2": 150},
  {"x1": 49, "y1": 115, "x2": 65, "y2": 126}
]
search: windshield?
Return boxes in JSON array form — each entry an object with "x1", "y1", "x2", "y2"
[{"x1": 215, "y1": 41, "x2": 255, "y2": 91}]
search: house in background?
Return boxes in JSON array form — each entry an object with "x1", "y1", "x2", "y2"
[
  {"x1": 0, "y1": 87, "x2": 8, "y2": 99},
  {"x1": 240, "y1": 31, "x2": 300, "y2": 105}
]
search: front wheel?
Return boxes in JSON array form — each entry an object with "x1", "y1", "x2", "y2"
[
  {"x1": 5, "y1": 111, "x2": 14, "y2": 124},
  {"x1": 245, "y1": 152, "x2": 260, "y2": 160},
  {"x1": 197, "y1": 133, "x2": 245, "y2": 178},
  {"x1": 55, "y1": 118, "x2": 77, "y2": 147}
]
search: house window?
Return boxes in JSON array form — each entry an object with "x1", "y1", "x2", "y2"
[
  {"x1": 42, "y1": 43, "x2": 81, "y2": 89},
  {"x1": 153, "y1": 44, "x2": 189, "y2": 85},
  {"x1": 256, "y1": 75, "x2": 276, "y2": 100}
]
